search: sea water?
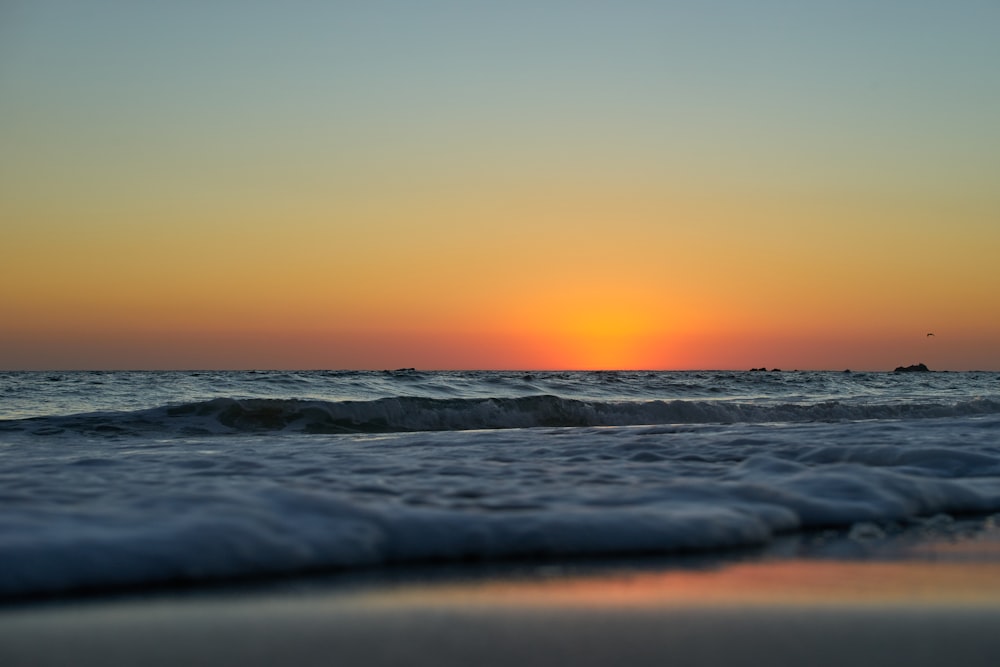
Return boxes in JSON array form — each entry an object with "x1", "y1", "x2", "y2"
[{"x1": 1, "y1": 370, "x2": 999, "y2": 598}]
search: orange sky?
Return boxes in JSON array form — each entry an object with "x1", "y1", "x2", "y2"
[{"x1": 2, "y1": 3, "x2": 998, "y2": 370}]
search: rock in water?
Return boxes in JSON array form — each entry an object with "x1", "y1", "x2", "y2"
[{"x1": 894, "y1": 363, "x2": 930, "y2": 373}]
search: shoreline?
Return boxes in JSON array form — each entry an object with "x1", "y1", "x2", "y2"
[
  {"x1": 3, "y1": 517, "x2": 1000, "y2": 667},
  {"x1": 3, "y1": 512, "x2": 996, "y2": 606}
]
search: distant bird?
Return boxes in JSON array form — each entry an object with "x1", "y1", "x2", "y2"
[{"x1": 926, "y1": 333, "x2": 935, "y2": 337}]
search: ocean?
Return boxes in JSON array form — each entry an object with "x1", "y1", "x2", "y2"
[{"x1": 2, "y1": 369, "x2": 999, "y2": 599}]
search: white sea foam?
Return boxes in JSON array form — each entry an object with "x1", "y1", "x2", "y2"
[{"x1": 1, "y1": 417, "x2": 999, "y2": 597}]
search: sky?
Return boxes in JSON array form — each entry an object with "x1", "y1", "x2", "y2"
[{"x1": 2, "y1": 1, "x2": 998, "y2": 370}]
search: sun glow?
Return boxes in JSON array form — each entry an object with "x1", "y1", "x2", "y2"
[
  {"x1": 496, "y1": 287, "x2": 682, "y2": 370},
  {"x1": 2, "y1": 4, "x2": 998, "y2": 371},
  {"x1": 553, "y1": 310, "x2": 658, "y2": 370}
]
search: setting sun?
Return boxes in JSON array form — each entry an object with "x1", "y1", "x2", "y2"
[
  {"x1": 488, "y1": 283, "x2": 675, "y2": 369},
  {"x1": 541, "y1": 308, "x2": 659, "y2": 370}
]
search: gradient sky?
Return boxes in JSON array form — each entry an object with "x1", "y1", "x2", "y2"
[{"x1": 2, "y1": 1, "x2": 998, "y2": 370}]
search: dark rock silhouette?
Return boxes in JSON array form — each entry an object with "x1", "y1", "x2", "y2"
[{"x1": 893, "y1": 363, "x2": 930, "y2": 373}]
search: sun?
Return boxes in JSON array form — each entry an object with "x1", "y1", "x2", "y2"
[
  {"x1": 548, "y1": 307, "x2": 656, "y2": 369},
  {"x1": 497, "y1": 290, "x2": 668, "y2": 369}
]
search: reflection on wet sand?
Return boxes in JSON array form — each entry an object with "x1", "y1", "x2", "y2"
[
  {"x1": 355, "y1": 527, "x2": 1000, "y2": 609},
  {"x1": 358, "y1": 560, "x2": 1000, "y2": 609}
]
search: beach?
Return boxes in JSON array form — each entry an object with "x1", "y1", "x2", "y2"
[
  {"x1": 6, "y1": 2, "x2": 999, "y2": 662},
  {"x1": 4, "y1": 518, "x2": 1000, "y2": 667}
]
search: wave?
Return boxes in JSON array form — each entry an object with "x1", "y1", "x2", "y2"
[
  {"x1": 2, "y1": 438, "x2": 999, "y2": 599},
  {"x1": 4, "y1": 395, "x2": 1000, "y2": 436},
  {"x1": 3, "y1": 405, "x2": 1000, "y2": 598}
]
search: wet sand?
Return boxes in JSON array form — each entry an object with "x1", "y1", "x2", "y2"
[{"x1": 3, "y1": 520, "x2": 1000, "y2": 667}]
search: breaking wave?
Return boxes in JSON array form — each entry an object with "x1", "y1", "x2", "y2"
[{"x1": 4, "y1": 395, "x2": 1000, "y2": 437}]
